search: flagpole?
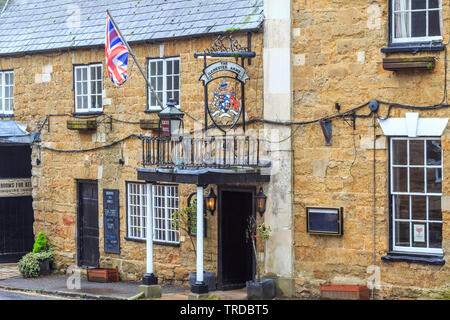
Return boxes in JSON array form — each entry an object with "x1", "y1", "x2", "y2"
[{"x1": 106, "y1": 10, "x2": 165, "y2": 109}]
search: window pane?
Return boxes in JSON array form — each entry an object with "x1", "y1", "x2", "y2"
[
  {"x1": 394, "y1": 13, "x2": 411, "y2": 38},
  {"x1": 157, "y1": 61, "x2": 163, "y2": 75},
  {"x1": 174, "y1": 91, "x2": 179, "y2": 104},
  {"x1": 395, "y1": 195, "x2": 410, "y2": 219},
  {"x1": 393, "y1": 167, "x2": 408, "y2": 192},
  {"x1": 427, "y1": 168, "x2": 442, "y2": 193},
  {"x1": 429, "y1": 223, "x2": 442, "y2": 248},
  {"x1": 409, "y1": 167, "x2": 424, "y2": 193},
  {"x1": 167, "y1": 76, "x2": 172, "y2": 90},
  {"x1": 392, "y1": 140, "x2": 407, "y2": 165},
  {"x1": 411, "y1": 11, "x2": 427, "y2": 37},
  {"x1": 76, "y1": 68, "x2": 81, "y2": 80},
  {"x1": 428, "y1": 10, "x2": 441, "y2": 36},
  {"x1": 150, "y1": 62, "x2": 157, "y2": 76},
  {"x1": 411, "y1": 196, "x2": 426, "y2": 220},
  {"x1": 409, "y1": 140, "x2": 424, "y2": 165},
  {"x1": 412, "y1": 223, "x2": 426, "y2": 247},
  {"x1": 427, "y1": 140, "x2": 441, "y2": 165},
  {"x1": 411, "y1": 0, "x2": 426, "y2": 9},
  {"x1": 157, "y1": 77, "x2": 163, "y2": 91},
  {"x1": 82, "y1": 68, "x2": 87, "y2": 81},
  {"x1": 429, "y1": 196, "x2": 441, "y2": 221},
  {"x1": 174, "y1": 76, "x2": 179, "y2": 90},
  {"x1": 166, "y1": 60, "x2": 172, "y2": 75},
  {"x1": 394, "y1": 0, "x2": 410, "y2": 11},
  {"x1": 429, "y1": 0, "x2": 439, "y2": 8},
  {"x1": 395, "y1": 222, "x2": 410, "y2": 247},
  {"x1": 97, "y1": 66, "x2": 102, "y2": 79},
  {"x1": 174, "y1": 60, "x2": 179, "y2": 74}
]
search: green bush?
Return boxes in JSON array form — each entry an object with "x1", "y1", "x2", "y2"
[
  {"x1": 18, "y1": 250, "x2": 54, "y2": 278},
  {"x1": 33, "y1": 232, "x2": 52, "y2": 253},
  {"x1": 18, "y1": 253, "x2": 40, "y2": 278}
]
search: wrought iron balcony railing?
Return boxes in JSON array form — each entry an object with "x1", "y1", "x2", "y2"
[{"x1": 142, "y1": 135, "x2": 266, "y2": 168}]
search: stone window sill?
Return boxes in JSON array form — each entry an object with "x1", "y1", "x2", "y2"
[
  {"x1": 381, "y1": 42, "x2": 445, "y2": 54},
  {"x1": 381, "y1": 251, "x2": 445, "y2": 265},
  {"x1": 124, "y1": 236, "x2": 180, "y2": 247}
]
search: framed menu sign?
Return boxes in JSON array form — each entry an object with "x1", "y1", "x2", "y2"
[
  {"x1": 306, "y1": 207, "x2": 343, "y2": 236},
  {"x1": 103, "y1": 189, "x2": 120, "y2": 254}
]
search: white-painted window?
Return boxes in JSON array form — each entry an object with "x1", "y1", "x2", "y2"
[
  {"x1": 390, "y1": 138, "x2": 443, "y2": 254},
  {"x1": 147, "y1": 57, "x2": 180, "y2": 111},
  {"x1": 0, "y1": 70, "x2": 14, "y2": 115},
  {"x1": 126, "y1": 183, "x2": 179, "y2": 244},
  {"x1": 391, "y1": 0, "x2": 442, "y2": 43},
  {"x1": 74, "y1": 64, "x2": 103, "y2": 113},
  {"x1": 127, "y1": 183, "x2": 149, "y2": 240},
  {"x1": 152, "y1": 184, "x2": 180, "y2": 244}
]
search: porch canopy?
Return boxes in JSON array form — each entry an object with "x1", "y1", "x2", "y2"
[
  {"x1": 137, "y1": 166, "x2": 270, "y2": 185},
  {"x1": 0, "y1": 120, "x2": 40, "y2": 144}
]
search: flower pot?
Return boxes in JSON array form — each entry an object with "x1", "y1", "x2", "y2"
[
  {"x1": 189, "y1": 271, "x2": 216, "y2": 291},
  {"x1": 38, "y1": 258, "x2": 52, "y2": 275},
  {"x1": 87, "y1": 267, "x2": 120, "y2": 283},
  {"x1": 246, "y1": 278, "x2": 276, "y2": 300}
]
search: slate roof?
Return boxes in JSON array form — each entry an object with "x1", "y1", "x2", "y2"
[{"x1": 0, "y1": 0, "x2": 264, "y2": 56}]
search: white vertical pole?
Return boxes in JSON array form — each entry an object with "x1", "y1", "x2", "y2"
[
  {"x1": 196, "y1": 185, "x2": 204, "y2": 283},
  {"x1": 146, "y1": 183, "x2": 153, "y2": 274}
]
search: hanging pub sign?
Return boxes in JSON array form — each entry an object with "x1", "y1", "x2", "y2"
[
  {"x1": 194, "y1": 35, "x2": 256, "y2": 133},
  {"x1": 0, "y1": 178, "x2": 32, "y2": 198}
]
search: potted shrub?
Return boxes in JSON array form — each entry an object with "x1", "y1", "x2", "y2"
[
  {"x1": 245, "y1": 216, "x2": 275, "y2": 300},
  {"x1": 18, "y1": 232, "x2": 54, "y2": 277},
  {"x1": 173, "y1": 198, "x2": 216, "y2": 291}
]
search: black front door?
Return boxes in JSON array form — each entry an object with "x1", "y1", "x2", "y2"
[
  {"x1": 0, "y1": 145, "x2": 34, "y2": 263},
  {"x1": 218, "y1": 188, "x2": 255, "y2": 290},
  {"x1": 77, "y1": 181, "x2": 99, "y2": 267}
]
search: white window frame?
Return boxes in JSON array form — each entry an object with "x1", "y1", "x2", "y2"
[
  {"x1": 127, "y1": 182, "x2": 148, "y2": 240},
  {"x1": 390, "y1": 137, "x2": 443, "y2": 254},
  {"x1": 147, "y1": 57, "x2": 180, "y2": 111},
  {"x1": 391, "y1": 0, "x2": 443, "y2": 44},
  {"x1": 0, "y1": 70, "x2": 14, "y2": 115},
  {"x1": 74, "y1": 63, "x2": 103, "y2": 113},
  {"x1": 126, "y1": 182, "x2": 180, "y2": 244},
  {"x1": 152, "y1": 184, "x2": 180, "y2": 244}
]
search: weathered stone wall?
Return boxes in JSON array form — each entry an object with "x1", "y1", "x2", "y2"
[
  {"x1": 0, "y1": 32, "x2": 264, "y2": 284},
  {"x1": 292, "y1": 1, "x2": 450, "y2": 299}
]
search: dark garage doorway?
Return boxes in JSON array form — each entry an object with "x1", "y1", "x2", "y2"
[
  {"x1": 218, "y1": 187, "x2": 255, "y2": 290},
  {"x1": 0, "y1": 145, "x2": 34, "y2": 263},
  {"x1": 77, "y1": 180, "x2": 99, "y2": 268}
]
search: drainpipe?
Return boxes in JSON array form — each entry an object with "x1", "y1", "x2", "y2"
[{"x1": 190, "y1": 185, "x2": 208, "y2": 294}]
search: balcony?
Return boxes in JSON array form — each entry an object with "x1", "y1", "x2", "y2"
[{"x1": 138, "y1": 134, "x2": 271, "y2": 185}]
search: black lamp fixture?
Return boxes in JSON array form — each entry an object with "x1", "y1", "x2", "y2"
[
  {"x1": 255, "y1": 187, "x2": 267, "y2": 217},
  {"x1": 158, "y1": 98, "x2": 184, "y2": 137},
  {"x1": 205, "y1": 188, "x2": 217, "y2": 216}
]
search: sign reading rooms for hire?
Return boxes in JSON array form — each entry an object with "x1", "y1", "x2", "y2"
[{"x1": 0, "y1": 178, "x2": 32, "y2": 198}]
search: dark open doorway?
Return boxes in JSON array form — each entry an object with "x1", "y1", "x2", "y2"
[
  {"x1": 0, "y1": 145, "x2": 34, "y2": 263},
  {"x1": 218, "y1": 187, "x2": 255, "y2": 290},
  {"x1": 77, "y1": 180, "x2": 99, "y2": 267}
]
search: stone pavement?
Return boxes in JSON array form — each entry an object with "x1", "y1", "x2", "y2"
[
  {"x1": 0, "y1": 264, "x2": 249, "y2": 300},
  {"x1": 0, "y1": 264, "x2": 21, "y2": 280}
]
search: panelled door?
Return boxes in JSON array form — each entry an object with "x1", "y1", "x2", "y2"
[
  {"x1": 77, "y1": 181, "x2": 99, "y2": 267},
  {"x1": 0, "y1": 145, "x2": 34, "y2": 263}
]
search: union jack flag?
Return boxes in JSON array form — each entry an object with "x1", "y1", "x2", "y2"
[{"x1": 105, "y1": 13, "x2": 128, "y2": 86}]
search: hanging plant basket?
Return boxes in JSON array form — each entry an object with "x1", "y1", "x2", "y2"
[
  {"x1": 140, "y1": 119, "x2": 160, "y2": 132},
  {"x1": 67, "y1": 120, "x2": 97, "y2": 131},
  {"x1": 383, "y1": 57, "x2": 436, "y2": 71}
]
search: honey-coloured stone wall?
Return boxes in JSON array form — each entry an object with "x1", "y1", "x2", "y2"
[{"x1": 0, "y1": 31, "x2": 264, "y2": 284}]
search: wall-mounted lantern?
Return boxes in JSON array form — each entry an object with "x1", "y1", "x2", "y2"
[
  {"x1": 255, "y1": 187, "x2": 267, "y2": 217},
  {"x1": 158, "y1": 99, "x2": 184, "y2": 137},
  {"x1": 205, "y1": 188, "x2": 217, "y2": 216}
]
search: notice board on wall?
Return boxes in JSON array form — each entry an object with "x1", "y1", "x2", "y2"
[
  {"x1": 306, "y1": 207, "x2": 343, "y2": 236},
  {"x1": 103, "y1": 189, "x2": 120, "y2": 254}
]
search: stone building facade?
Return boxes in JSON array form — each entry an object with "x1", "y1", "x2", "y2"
[
  {"x1": 1, "y1": 0, "x2": 450, "y2": 300},
  {"x1": 0, "y1": 0, "x2": 266, "y2": 288},
  {"x1": 290, "y1": 0, "x2": 450, "y2": 299}
]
